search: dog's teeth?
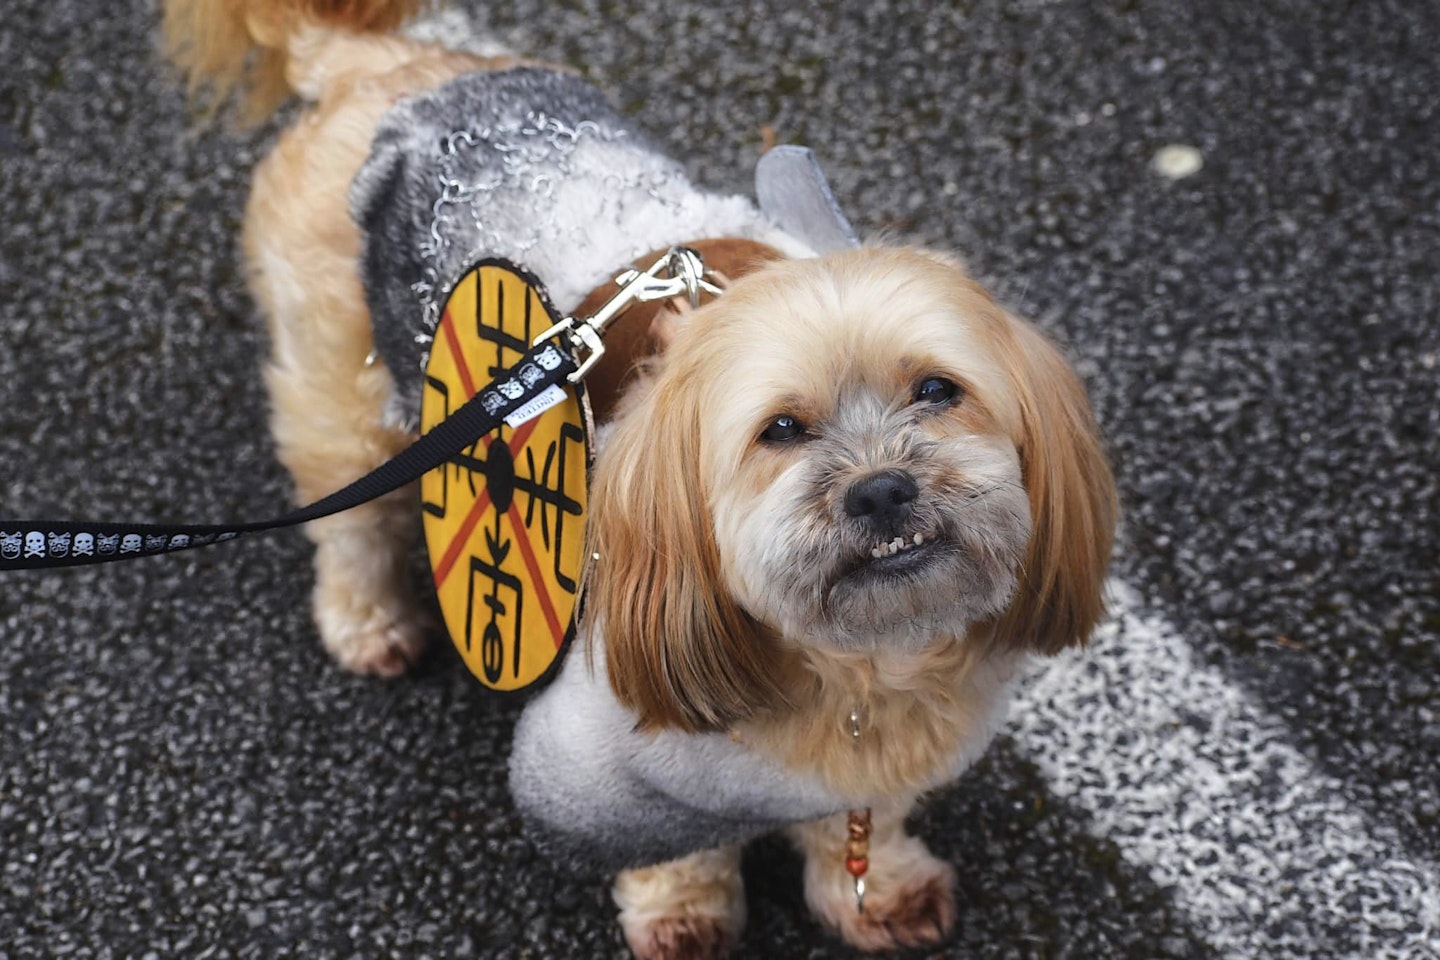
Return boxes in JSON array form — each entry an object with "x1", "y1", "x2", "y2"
[
  {"x1": 871, "y1": 536, "x2": 929, "y2": 559},
  {"x1": 872, "y1": 536, "x2": 929, "y2": 559}
]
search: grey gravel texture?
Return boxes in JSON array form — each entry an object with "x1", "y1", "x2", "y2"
[{"x1": 1, "y1": 0, "x2": 1436, "y2": 958}]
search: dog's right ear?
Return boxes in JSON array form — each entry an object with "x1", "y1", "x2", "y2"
[{"x1": 583, "y1": 366, "x2": 784, "y2": 734}]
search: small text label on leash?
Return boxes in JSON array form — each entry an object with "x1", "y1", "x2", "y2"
[{"x1": 503, "y1": 384, "x2": 569, "y2": 428}]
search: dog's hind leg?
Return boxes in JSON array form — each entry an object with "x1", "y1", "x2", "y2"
[
  {"x1": 613, "y1": 846, "x2": 747, "y2": 960},
  {"x1": 242, "y1": 43, "x2": 510, "y2": 675},
  {"x1": 249, "y1": 141, "x2": 428, "y2": 676}
]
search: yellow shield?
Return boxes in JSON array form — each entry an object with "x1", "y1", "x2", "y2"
[{"x1": 419, "y1": 262, "x2": 589, "y2": 692}]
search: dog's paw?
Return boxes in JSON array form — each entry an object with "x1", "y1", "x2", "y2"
[
  {"x1": 613, "y1": 848, "x2": 744, "y2": 960},
  {"x1": 313, "y1": 589, "x2": 430, "y2": 677},
  {"x1": 805, "y1": 844, "x2": 957, "y2": 952},
  {"x1": 621, "y1": 915, "x2": 737, "y2": 960},
  {"x1": 843, "y1": 859, "x2": 956, "y2": 951}
]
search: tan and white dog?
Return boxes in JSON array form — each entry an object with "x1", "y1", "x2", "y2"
[{"x1": 163, "y1": 2, "x2": 1117, "y2": 957}]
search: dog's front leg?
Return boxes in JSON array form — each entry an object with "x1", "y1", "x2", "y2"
[
  {"x1": 612, "y1": 845, "x2": 746, "y2": 960},
  {"x1": 789, "y1": 801, "x2": 957, "y2": 951}
]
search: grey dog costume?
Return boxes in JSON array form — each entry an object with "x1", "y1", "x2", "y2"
[
  {"x1": 350, "y1": 66, "x2": 809, "y2": 427},
  {"x1": 348, "y1": 67, "x2": 1000, "y2": 872}
]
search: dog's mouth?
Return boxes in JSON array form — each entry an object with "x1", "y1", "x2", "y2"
[{"x1": 835, "y1": 530, "x2": 952, "y2": 585}]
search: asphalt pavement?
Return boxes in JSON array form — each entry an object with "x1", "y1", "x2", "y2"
[{"x1": 1, "y1": 0, "x2": 1437, "y2": 957}]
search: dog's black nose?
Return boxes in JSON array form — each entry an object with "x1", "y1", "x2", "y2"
[{"x1": 844, "y1": 470, "x2": 919, "y2": 529}]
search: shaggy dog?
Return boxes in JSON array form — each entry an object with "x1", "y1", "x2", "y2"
[{"x1": 163, "y1": 2, "x2": 1117, "y2": 956}]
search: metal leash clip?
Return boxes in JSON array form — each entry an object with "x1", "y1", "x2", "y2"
[{"x1": 534, "y1": 246, "x2": 723, "y2": 382}]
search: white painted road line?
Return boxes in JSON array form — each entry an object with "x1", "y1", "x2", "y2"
[{"x1": 1011, "y1": 582, "x2": 1440, "y2": 959}]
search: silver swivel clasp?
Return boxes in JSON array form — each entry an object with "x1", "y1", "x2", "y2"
[{"x1": 534, "y1": 246, "x2": 723, "y2": 382}]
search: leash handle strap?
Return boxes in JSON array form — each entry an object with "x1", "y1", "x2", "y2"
[{"x1": 0, "y1": 340, "x2": 578, "y2": 571}]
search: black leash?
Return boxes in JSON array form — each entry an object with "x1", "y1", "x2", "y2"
[
  {"x1": 0, "y1": 339, "x2": 577, "y2": 571},
  {"x1": 0, "y1": 246, "x2": 720, "y2": 573}
]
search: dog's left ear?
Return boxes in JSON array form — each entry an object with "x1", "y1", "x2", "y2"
[
  {"x1": 582, "y1": 363, "x2": 785, "y2": 733},
  {"x1": 991, "y1": 315, "x2": 1118, "y2": 654}
]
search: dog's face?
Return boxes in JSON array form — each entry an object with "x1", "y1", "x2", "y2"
[
  {"x1": 702, "y1": 254, "x2": 1033, "y2": 651},
  {"x1": 587, "y1": 248, "x2": 1116, "y2": 732}
]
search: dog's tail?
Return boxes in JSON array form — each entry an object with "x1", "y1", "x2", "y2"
[{"x1": 162, "y1": 0, "x2": 427, "y2": 118}]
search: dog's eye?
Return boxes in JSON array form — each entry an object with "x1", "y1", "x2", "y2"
[
  {"x1": 760, "y1": 415, "x2": 806, "y2": 443},
  {"x1": 914, "y1": 377, "x2": 960, "y2": 406}
]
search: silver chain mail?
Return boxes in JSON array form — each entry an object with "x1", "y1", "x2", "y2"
[{"x1": 412, "y1": 111, "x2": 695, "y2": 347}]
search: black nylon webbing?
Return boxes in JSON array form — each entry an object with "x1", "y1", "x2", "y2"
[{"x1": 0, "y1": 339, "x2": 578, "y2": 571}]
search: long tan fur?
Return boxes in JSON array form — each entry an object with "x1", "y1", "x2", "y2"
[
  {"x1": 985, "y1": 303, "x2": 1117, "y2": 656},
  {"x1": 591, "y1": 250, "x2": 1115, "y2": 743},
  {"x1": 162, "y1": 0, "x2": 427, "y2": 117},
  {"x1": 585, "y1": 364, "x2": 788, "y2": 734}
]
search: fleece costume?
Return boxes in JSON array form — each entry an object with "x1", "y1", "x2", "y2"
[{"x1": 348, "y1": 66, "x2": 1003, "y2": 872}]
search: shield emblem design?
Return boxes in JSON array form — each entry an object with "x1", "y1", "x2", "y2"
[{"x1": 420, "y1": 261, "x2": 590, "y2": 693}]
